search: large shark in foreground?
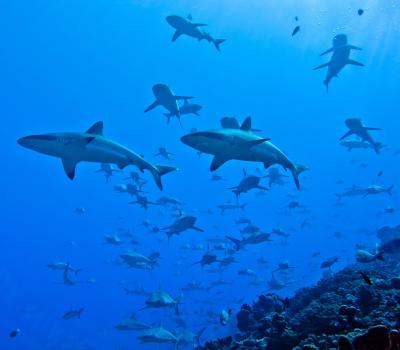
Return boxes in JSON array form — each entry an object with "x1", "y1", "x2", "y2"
[
  {"x1": 314, "y1": 34, "x2": 364, "y2": 92},
  {"x1": 166, "y1": 15, "x2": 226, "y2": 51},
  {"x1": 181, "y1": 117, "x2": 301, "y2": 189},
  {"x1": 17, "y1": 121, "x2": 176, "y2": 190}
]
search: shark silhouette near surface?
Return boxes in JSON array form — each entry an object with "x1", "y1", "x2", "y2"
[{"x1": 314, "y1": 34, "x2": 364, "y2": 92}]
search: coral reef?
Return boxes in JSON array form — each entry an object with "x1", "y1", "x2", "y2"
[
  {"x1": 377, "y1": 225, "x2": 400, "y2": 245},
  {"x1": 198, "y1": 258, "x2": 400, "y2": 350}
]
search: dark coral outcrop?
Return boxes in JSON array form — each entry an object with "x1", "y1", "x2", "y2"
[{"x1": 198, "y1": 258, "x2": 400, "y2": 350}]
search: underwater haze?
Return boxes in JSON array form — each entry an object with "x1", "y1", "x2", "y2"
[{"x1": 1, "y1": 0, "x2": 400, "y2": 349}]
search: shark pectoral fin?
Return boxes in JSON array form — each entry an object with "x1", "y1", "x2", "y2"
[
  {"x1": 210, "y1": 156, "x2": 229, "y2": 171},
  {"x1": 144, "y1": 100, "x2": 160, "y2": 113},
  {"x1": 240, "y1": 116, "x2": 252, "y2": 131},
  {"x1": 175, "y1": 96, "x2": 194, "y2": 100},
  {"x1": 172, "y1": 30, "x2": 182, "y2": 42},
  {"x1": 192, "y1": 226, "x2": 204, "y2": 232},
  {"x1": 348, "y1": 45, "x2": 362, "y2": 51},
  {"x1": 347, "y1": 59, "x2": 364, "y2": 67},
  {"x1": 194, "y1": 23, "x2": 207, "y2": 26},
  {"x1": 240, "y1": 138, "x2": 270, "y2": 149},
  {"x1": 320, "y1": 47, "x2": 333, "y2": 56},
  {"x1": 313, "y1": 62, "x2": 330, "y2": 70},
  {"x1": 364, "y1": 127, "x2": 381, "y2": 130},
  {"x1": 257, "y1": 185, "x2": 269, "y2": 191},
  {"x1": 339, "y1": 130, "x2": 354, "y2": 140},
  {"x1": 85, "y1": 121, "x2": 103, "y2": 135},
  {"x1": 62, "y1": 158, "x2": 78, "y2": 180}
]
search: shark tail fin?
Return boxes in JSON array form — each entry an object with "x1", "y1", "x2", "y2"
[
  {"x1": 226, "y1": 235, "x2": 242, "y2": 250},
  {"x1": 388, "y1": 185, "x2": 394, "y2": 196},
  {"x1": 324, "y1": 79, "x2": 329, "y2": 93},
  {"x1": 375, "y1": 251, "x2": 385, "y2": 261},
  {"x1": 290, "y1": 165, "x2": 301, "y2": 190},
  {"x1": 214, "y1": 39, "x2": 226, "y2": 51},
  {"x1": 195, "y1": 327, "x2": 206, "y2": 347},
  {"x1": 150, "y1": 165, "x2": 177, "y2": 191}
]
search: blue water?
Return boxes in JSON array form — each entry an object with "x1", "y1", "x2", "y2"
[{"x1": 1, "y1": 0, "x2": 400, "y2": 349}]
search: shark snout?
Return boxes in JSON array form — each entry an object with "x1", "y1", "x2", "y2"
[
  {"x1": 180, "y1": 134, "x2": 192, "y2": 146},
  {"x1": 17, "y1": 134, "x2": 56, "y2": 150},
  {"x1": 17, "y1": 136, "x2": 29, "y2": 147},
  {"x1": 166, "y1": 16, "x2": 179, "y2": 27},
  {"x1": 17, "y1": 135, "x2": 38, "y2": 149}
]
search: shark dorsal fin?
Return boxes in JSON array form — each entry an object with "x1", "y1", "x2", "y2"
[
  {"x1": 86, "y1": 121, "x2": 103, "y2": 136},
  {"x1": 240, "y1": 117, "x2": 252, "y2": 131},
  {"x1": 220, "y1": 117, "x2": 240, "y2": 129}
]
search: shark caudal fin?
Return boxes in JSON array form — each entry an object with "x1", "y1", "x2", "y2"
[
  {"x1": 213, "y1": 39, "x2": 226, "y2": 51},
  {"x1": 324, "y1": 79, "x2": 329, "y2": 93},
  {"x1": 290, "y1": 165, "x2": 301, "y2": 190},
  {"x1": 226, "y1": 236, "x2": 242, "y2": 250},
  {"x1": 150, "y1": 165, "x2": 177, "y2": 190},
  {"x1": 388, "y1": 185, "x2": 394, "y2": 196}
]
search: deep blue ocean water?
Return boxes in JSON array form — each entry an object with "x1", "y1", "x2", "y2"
[{"x1": 1, "y1": 0, "x2": 400, "y2": 349}]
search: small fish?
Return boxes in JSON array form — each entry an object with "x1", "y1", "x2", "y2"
[
  {"x1": 377, "y1": 171, "x2": 383, "y2": 177},
  {"x1": 292, "y1": 25, "x2": 300, "y2": 36},
  {"x1": 220, "y1": 309, "x2": 232, "y2": 326},
  {"x1": 358, "y1": 9, "x2": 364, "y2": 16},
  {"x1": 9, "y1": 329, "x2": 20, "y2": 338},
  {"x1": 360, "y1": 271, "x2": 373, "y2": 285},
  {"x1": 295, "y1": 16, "x2": 299, "y2": 21}
]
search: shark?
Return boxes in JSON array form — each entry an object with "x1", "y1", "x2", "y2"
[
  {"x1": 228, "y1": 169, "x2": 268, "y2": 198},
  {"x1": 144, "y1": 84, "x2": 193, "y2": 123},
  {"x1": 340, "y1": 118, "x2": 381, "y2": 153},
  {"x1": 17, "y1": 121, "x2": 176, "y2": 190},
  {"x1": 314, "y1": 34, "x2": 364, "y2": 92},
  {"x1": 181, "y1": 116, "x2": 301, "y2": 189},
  {"x1": 340, "y1": 139, "x2": 384, "y2": 153},
  {"x1": 164, "y1": 99, "x2": 202, "y2": 122},
  {"x1": 166, "y1": 15, "x2": 226, "y2": 51}
]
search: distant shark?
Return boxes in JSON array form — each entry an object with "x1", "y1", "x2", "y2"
[
  {"x1": 166, "y1": 15, "x2": 226, "y2": 51},
  {"x1": 164, "y1": 99, "x2": 202, "y2": 122},
  {"x1": 314, "y1": 34, "x2": 364, "y2": 92},
  {"x1": 340, "y1": 118, "x2": 381, "y2": 153},
  {"x1": 17, "y1": 121, "x2": 177, "y2": 190},
  {"x1": 181, "y1": 116, "x2": 301, "y2": 189},
  {"x1": 144, "y1": 84, "x2": 193, "y2": 124}
]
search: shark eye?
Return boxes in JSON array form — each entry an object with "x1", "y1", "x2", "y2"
[{"x1": 58, "y1": 137, "x2": 73, "y2": 144}]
